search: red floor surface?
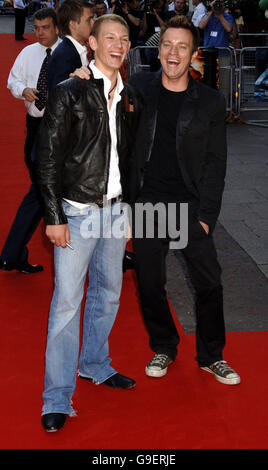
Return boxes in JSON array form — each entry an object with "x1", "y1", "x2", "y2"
[{"x1": 0, "y1": 34, "x2": 268, "y2": 453}]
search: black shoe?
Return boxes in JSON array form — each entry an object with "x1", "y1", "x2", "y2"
[
  {"x1": 41, "y1": 413, "x2": 66, "y2": 432},
  {"x1": 0, "y1": 260, "x2": 13, "y2": 271},
  {"x1": 0, "y1": 260, "x2": 43, "y2": 274},
  {"x1": 16, "y1": 261, "x2": 43, "y2": 274},
  {"x1": 123, "y1": 251, "x2": 135, "y2": 272},
  {"x1": 15, "y1": 37, "x2": 27, "y2": 41},
  {"x1": 80, "y1": 372, "x2": 136, "y2": 389}
]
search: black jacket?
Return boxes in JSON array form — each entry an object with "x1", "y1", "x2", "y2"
[
  {"x1": 128, "y1": 71, "x2": 227, "y2": 232},
  {"x1": 47, "y1": 37, "x2": 83, "y2": 94},
  {"x1": 35, "y1": 75, "x2": 143, "y2": 225}
]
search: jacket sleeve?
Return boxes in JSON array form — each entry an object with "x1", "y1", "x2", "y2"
[
  {"x1": 35, "y1": 85, "x2": 73, "y2": 225},
  {"x1": 198, "y1": 92, "x2": 227, "y2": 232}
]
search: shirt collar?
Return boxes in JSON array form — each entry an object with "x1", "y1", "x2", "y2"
[
  {"x1": 38, "y1": 37, "x2": 61, "y2": 53},
  {"x1": 51, "y1": 37, "x2": 61, "y2": 52},
  {"x1": 66, "y1": 35, "x2": 88, "y2": 59},
  {"x1": 89, "y1": 59, "x2": 124, "y2": 101}
]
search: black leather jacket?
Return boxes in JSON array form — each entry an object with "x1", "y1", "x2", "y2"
[{"x1": 35, "y1": 75, "x2": 143, "y2": 225}]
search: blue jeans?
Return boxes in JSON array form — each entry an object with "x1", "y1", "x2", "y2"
[{"x1": 42, "y1": 201, "x2": 127, "y2": 416}]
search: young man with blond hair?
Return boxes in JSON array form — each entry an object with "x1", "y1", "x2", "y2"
[{"x1": 36, "y1": 14, "x2": 143, "y2": 432}]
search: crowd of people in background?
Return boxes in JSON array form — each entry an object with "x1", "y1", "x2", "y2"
[{"x1": 12, "y1": 0, "x2": 253, "y2": 49}]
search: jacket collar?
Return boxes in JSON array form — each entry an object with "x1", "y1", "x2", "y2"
[
  {"x1": 146, "y1": 70, "x2": 199, "y2": 99},
  {"x1": 177, "y1": 74, "x2": 199, "y2": 135}
]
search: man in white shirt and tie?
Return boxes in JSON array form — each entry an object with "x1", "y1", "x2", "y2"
[{"x1": 0, "y1": 9, "x2": 61, "y2": 274}]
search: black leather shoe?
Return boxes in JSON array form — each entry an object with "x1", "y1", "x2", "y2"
[
  {"x1": 123, "y1": 251, "x2": 135, "y2": 272},
  {"x1": 0, "y1": 260, "x2": 43, "y2": 274},
  {"x1": 41, "y1": 413, "x2": 66, "y2": 432},
  {"x1": 0, "y1": 260, "x2": 13, "y2": 271},
  {"x1": 80, "y1": 372, "x2": 136, "y2": 389},
  {"x1": 16, "y1": 261, "x2": 44, "y2": 273}
]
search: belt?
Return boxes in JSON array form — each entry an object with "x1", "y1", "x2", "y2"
[
  {"x1": 110, "y1": 195, "x2": 122, "y2": 205},
  {"x1": 95, "y1": 195, "x2": 122, "y2": 207}
]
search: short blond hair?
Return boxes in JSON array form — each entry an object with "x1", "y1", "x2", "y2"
[{"x1": 91, "y1": 13, "x2": 129, "y2": 38}]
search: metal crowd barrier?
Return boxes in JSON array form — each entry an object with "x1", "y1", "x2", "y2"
[
  {"x1": 126, "y1": 46, "x2": 159, "y2": 76},
  {"x1": 236, "y1": 46, "x2": 268, "y2": 127},
  {"x1": 238, "y1": 33, "x2": 268, "y2": 49}
]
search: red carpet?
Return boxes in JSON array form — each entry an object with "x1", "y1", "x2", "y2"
[{"x1": 1, "y1": 35, "x2": 268, "y2": 451}]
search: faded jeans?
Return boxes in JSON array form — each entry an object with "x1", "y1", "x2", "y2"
[{"x1": 42, "y1": 200, "x2": 127, "y2": 416}]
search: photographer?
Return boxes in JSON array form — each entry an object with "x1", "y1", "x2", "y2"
[
  {"x1": 111, "y1": 0, "x2": 144, "y2": 47},
  {"x1": 199, "y1": 0, "x2": 233, "y2": 104},
  {"x1": 198, "y1": 0, "x2": 233, "y2": 42},
  {"x1": 142, "y1": 0, "x2": 170, "y2": 42}
]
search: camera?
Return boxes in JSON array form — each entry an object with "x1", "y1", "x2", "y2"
[
  {"x1": 114, "y1": 0, "x2": 125, "y2": 9},
  {"x1": 213, "y1": 0, "x2": 222, "y2": 11},
  {"x1": 144, "y1": 0, "x2": 154, "y2": 14},
  {"x1": 205, "y1": 0, "x2": 238, "y2": 12}
]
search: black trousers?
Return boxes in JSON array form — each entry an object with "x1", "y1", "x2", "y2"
[
  {"x1": 14, "y1": 8, "x2": 27, "y2": 40},
  {"x1": 132, "y1": 199, "x2": 226, "y2": 367},
  {"x1": 0, "y1": 115, "x2": 43, "y2": 265}
]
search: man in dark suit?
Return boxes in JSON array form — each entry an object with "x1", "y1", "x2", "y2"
[
  {"x1": 47, "y1": 0, "x2": 94, "y2": 93},
  {"x1": 129, "y1": 15, "x2": 240, "y2": 385}
]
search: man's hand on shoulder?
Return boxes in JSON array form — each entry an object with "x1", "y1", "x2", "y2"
[{"x1": 69, "y1": 65, "x2": 91, "y2": 80}]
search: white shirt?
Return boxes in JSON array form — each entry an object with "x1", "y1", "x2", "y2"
[
  {"x1": 65, "y1": 35, "x2": 89, "y2": 67},
  {"x1": 191, "y1": 2, "x2": 207, "y2": 27},
  {"x1": 13, "y1": 0, "x2": 27, "y2": 9},
  {"x1": 7, "y1": 38, "x2": 62, "y2": 118},
  {"x1": 64, "y1": 60, "x2": 123, "y2": 209}
]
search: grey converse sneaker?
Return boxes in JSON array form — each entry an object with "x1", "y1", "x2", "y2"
[
  {"x1": 145, "y1": 354, "x2": 172, "y2": 378},
  {"x1": 201, "y1": 360, "x2": 240, "y2": 385}
]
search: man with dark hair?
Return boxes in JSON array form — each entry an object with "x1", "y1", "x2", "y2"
[
  {"x1": 128, "y1": 15, "x2": 240, "y2": 386},
  {"x1": 0, "y1": 9, "x2": 60, "y2": 274},
  {"x1": 47, "y1": 0, "x2": 95, "y2": 92},
  {"x1": 95, "y1": 0, "x2": 108, "y2": 17},
  {"x1": 36, "y1": 14, "x2": 142, "y2": 433},
  {"x1": 173, "y1": 0, "x2": 188, "y2": 15}
]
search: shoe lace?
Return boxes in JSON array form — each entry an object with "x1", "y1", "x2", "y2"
[
  {"x1": 150, "y1": 354, "x2": 170, "y2": 366},
  {"x1": 213, "y1": 360, "x2": 234, "y2": 374}
]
